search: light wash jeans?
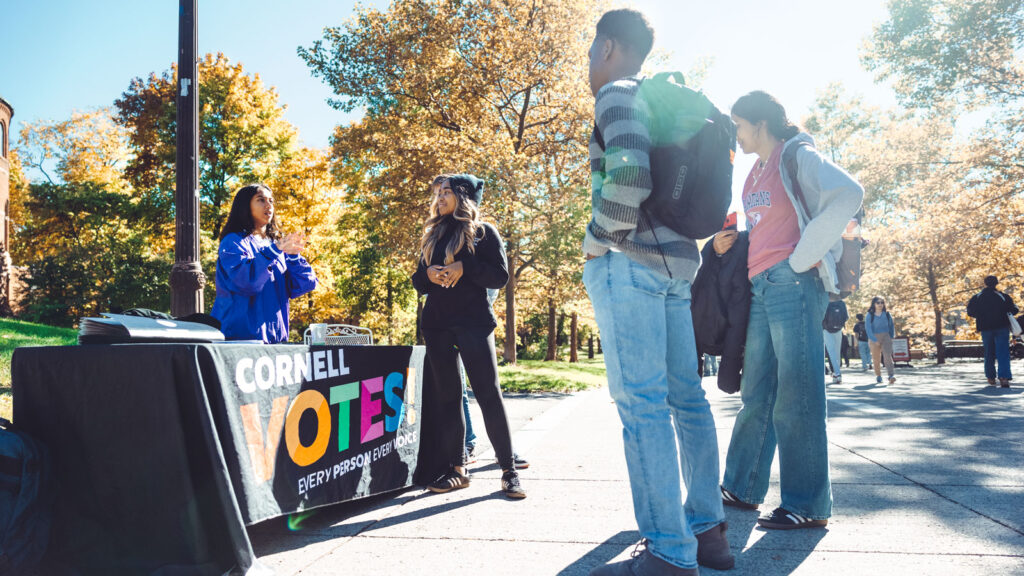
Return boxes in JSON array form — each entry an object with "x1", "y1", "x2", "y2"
[
  {"x1": 584, "y1": 252, "x2": 724, "y2": 570},
  {"x1": 858, "y1": 340, "x2": 872, "y2": 370},
  {"x1": 722, "y1": 259, "x2": 832, "y2": 519},
  {"x1": 823, "y1": 329, "x2": 843, "y2": 377},
  {"x1": 981, "y1": 328, "x2": 1013, "y2": 380}
]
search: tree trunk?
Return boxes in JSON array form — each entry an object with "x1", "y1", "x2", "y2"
[
  {"x1": 570, "y1": 311, "x2": 579, "y2": 363},
  {"x1": 928, "y1": 262, "x2": 945, "y2": 364},
  {"x1": 588, "y1": 335, "x2": 594, "y2": 359},
  {"x1": 503, "y1": 268, "x2": 517, "y2": 364},
  {"x1": 545, "y1": 299, "x2": 557, "y2": 361},
  {"x1": 386, "y1": 266, "x2": 394, "y2": 345},
  {"x1": 597, "y1": 337, "x2": 602, "y2": 354}
]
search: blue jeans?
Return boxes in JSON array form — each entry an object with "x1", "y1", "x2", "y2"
[
  {"x1": 584, "y1": 252, "x2": 723, "y2": 570},
  {"x1": 722, "y1": 259, "x2": 831, "y2": 519},
  {"x1": 459, "y1": 355, "x2": 477, "y2": 447},
  {"x1": 823, "y1": 329, "x2": 842, "y2": 377},
  {"x1": 981, "y1": 328, "x2": 1012, "y2": 380},
  {"x1": 858, "y1": 341, "x2": 872, "y2": 370}
]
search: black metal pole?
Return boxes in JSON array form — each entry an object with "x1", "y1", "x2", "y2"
[{"x1": 170, "y1": 0, "x2": 206, "y2": 316}]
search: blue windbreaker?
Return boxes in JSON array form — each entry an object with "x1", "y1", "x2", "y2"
[{"x1": 211, "y1": 232, "x2": 318, "y2": 343}]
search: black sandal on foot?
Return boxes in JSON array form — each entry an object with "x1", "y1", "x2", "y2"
[
  {"x1": 757, "y1": 507, "x2": 828, "y2": 530},
  {"x1": 720, "y1": 486, "x2": 758, "y2": 510}
]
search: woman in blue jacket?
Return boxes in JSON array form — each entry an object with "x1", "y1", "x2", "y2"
[
  {"x1": 866, "y1": 296, "x2": 897, "y2": 384},
  {"x1": 211, "y1": 183, "x2": 318, "y2": 343}
]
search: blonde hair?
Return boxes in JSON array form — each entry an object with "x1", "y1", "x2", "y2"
[{"x1": 420, "y1": 175, "x2": 484, "y2": 266}]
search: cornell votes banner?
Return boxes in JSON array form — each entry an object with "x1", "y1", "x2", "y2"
[{"x1": 203, "y1": 344, "x2": 425, "y2": 524}]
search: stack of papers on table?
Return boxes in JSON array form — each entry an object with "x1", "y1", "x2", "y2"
[{"x1": 78, "y1": 313, "x2": 225, "y2": 344}]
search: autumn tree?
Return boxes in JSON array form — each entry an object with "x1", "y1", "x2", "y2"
[
  {"x1": 855, "y1": 0, "x2": 1024, "y2": 356},
  {"x1": 13, "y1": 110, "x2": 172, "y2": 324},
  {"x1": 115, "y1": 53, "x2": 297, "y2": 239},
  {"x1": 300, "y1": 0, "x2": 599, "y2": 361}
]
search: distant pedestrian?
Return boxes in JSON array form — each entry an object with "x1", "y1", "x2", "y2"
[
  {"x1": 703, "y1": 354, "x2": 719, "y2": 376},
  {"x1": 841, "y1": 332, "x2": 855, "y2": 368},
  {"x1": 866, "y1": 297, "x2": 897, "y2": 384},
  {"x1": 853, "y1": 313, "x2": 872, "y2": 371},
  {"x1": 966, "y1": 275, "x2": 1019, "y2": 387}
]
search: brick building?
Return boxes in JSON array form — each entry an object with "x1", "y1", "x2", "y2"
[{"x1": 0, "y1": 96, "x2": 13, "y2": 315}]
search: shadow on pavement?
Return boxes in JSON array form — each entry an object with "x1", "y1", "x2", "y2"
[{"x1": 556, "y1": 530, "x2": 641, "y2": 576}]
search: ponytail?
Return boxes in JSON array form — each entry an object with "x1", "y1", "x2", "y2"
[{"x1": 732, "y1": 90, "x2": 800, "y2": 142}]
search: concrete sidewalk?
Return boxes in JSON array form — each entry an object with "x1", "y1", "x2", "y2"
[{"x1": 248, "y1": 359, "x2": 1024, "y2": 575}]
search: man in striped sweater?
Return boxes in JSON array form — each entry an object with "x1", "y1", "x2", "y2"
[{"x1": 582, "y1": 9, "x2": 732, "y2": 576}]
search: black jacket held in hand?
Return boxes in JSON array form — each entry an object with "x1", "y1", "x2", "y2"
[
  {"x1": 411, "y1": 220, "x2": 508, "y2": 330},
  {"x1": 691, "y1": 231, "x2": 751, "y2": 394},
  {"x1": 967, "y1": 287, "x2": 1019, "y2": 332}
]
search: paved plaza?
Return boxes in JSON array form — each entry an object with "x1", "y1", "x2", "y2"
[{"x1": 248, "y1": 358, "x2": 1024, "y2": 575}]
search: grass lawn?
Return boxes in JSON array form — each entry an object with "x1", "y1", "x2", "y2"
[
  {"x1": 498, "y1": 355, "x2": 607, "y2": 393},
  {"x1": 0, "y1": 319, "x2": 78, "y2": 420}
]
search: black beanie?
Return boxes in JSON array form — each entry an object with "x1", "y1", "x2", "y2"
[{"x1": 447, "y1": 174, "x2": 484, "y2": 206}]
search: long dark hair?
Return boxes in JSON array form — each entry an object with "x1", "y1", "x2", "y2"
[
  {"x1": 867, "y1": 296, "x2": 888, "y2": 318},
  {"x1": 220, "y1": 183, "x2": 282, "y2": 241},
  {"x1": 420, "y1": 176, "x2": 483, "y2": 266},
  {"x1": 731, "y1": 91, "x2": 801, "y2": 142}
]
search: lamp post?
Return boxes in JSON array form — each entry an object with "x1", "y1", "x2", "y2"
[{"x1": 169, "y1": 0, "x2": 206, "y2": 316}]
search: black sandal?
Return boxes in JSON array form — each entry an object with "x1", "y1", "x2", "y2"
[
  {"x1": 757, "y1": 507, "x2": 828, "y2": 530},
  {"x1": 720, "y1": 486, "x2": 758, "y2": 510}
]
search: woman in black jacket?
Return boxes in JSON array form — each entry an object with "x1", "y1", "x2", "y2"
[{"x1": 411, "y1": 174, "x2": 525, "y2": 499}]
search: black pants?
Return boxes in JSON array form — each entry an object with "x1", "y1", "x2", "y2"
[{"x1": 423, "y1": 326, "x2": 514, "y2": 471}]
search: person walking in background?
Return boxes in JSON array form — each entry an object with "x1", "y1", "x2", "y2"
[
  {"x1": 967, "y1": 275, "x2": 1019, "y2": 387},
  {"x1": 866, "y1": 297, "x2": 897, "y2": 384},
  {"x1": 582, "y1": 9, "x2": 733, "y2": 575},
  {"x1": 841, "y1": 331, "x2": 855, "y2": 369},
  {"x1": 720, "y1": 90, "x2": 863, "y2": 531},
  {"x1": 823, "y1": 299, "x2": 848, "y2": 385},
  {"x1": 411, "y1": 173, "x2": 526, "y2": 499},
  {"x1": 211, "y1": 183, "x2": 318, "y2": 343},
  {"x1": 703, "y1": 354, "x2": 719, "y2": 377},
  {"x1": 853, "y1": 313, "x2": 872, "y2": 371}
]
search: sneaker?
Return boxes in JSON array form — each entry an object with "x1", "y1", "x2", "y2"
[
  {"x1": 513, "y1": 453, "x2": 530, "y2": 470},
  {"x1": 876, "y1": 376, "x2": 883, "y2": 384},
  {"x1": 589, "y1": 540, "x2": 697, "y2": 576},
  {"x1": 1000, "y1": 378, "x2": 1010, "y2": 388},
  {"x1": 463, "y1": 444, "x2": 477, "y2": 465},
  {"x1": 696, "y1": 521, "x2": 735, "y2": 570},
  {"x1": 501, "y1": 469, "x2": 526, "y2": 499},
  {"x1": 832, "y1": 374, "x2": 842, "y2": 385},
  {"x1": 988, "y1": 378, "x2": 997, "y2": 386},
  {"x1": 888, "y1": 376, "x2": 896, "y2": 384},
  {"x1": 757, "y1": 507, "x2": 828, "y2": 530},
  {"x1": 427, "y1": 467, "x2": 470, "y2": 493},
  {"x1": 720, "y1": 485, "x2": 758, "y2": 510}
]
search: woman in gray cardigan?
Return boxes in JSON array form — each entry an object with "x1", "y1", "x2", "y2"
[{"x1": 719, "y1": 91, "x2": 863, "y2": 530}]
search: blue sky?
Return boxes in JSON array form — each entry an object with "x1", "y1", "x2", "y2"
[{"x1": 3, "y1": 0, "x2": 897, "y2": 210}]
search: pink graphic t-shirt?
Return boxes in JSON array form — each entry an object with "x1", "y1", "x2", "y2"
[{"x1": 743, "y1": 143, "x2": 802, "y2": 278}]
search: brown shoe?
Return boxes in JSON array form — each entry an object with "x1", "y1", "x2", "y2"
[
  {"x1": 697, "y1": 521, "x2": 735, "y2": 570},
  {"x1": 589, "y1": 542, "x2": 697, "y2": 576},
  {"x1": 988, "y1": 378, "x2": 998, "y2": 386},
  {"x1": 1000, "y1": 378, "x2": 1010, "y2": 388}
]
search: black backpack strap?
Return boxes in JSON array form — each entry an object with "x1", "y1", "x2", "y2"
[{"x1": 592, "y1": 123, "x2": 605, "y2": 151}]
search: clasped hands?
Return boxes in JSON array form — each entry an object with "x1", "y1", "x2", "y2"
[
  {"x1": 275, "y1": 232, "x2": 307, "y2": 255},
  {"x1": 427, "y1": 261, "x2": 464, "y2": 289}
]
